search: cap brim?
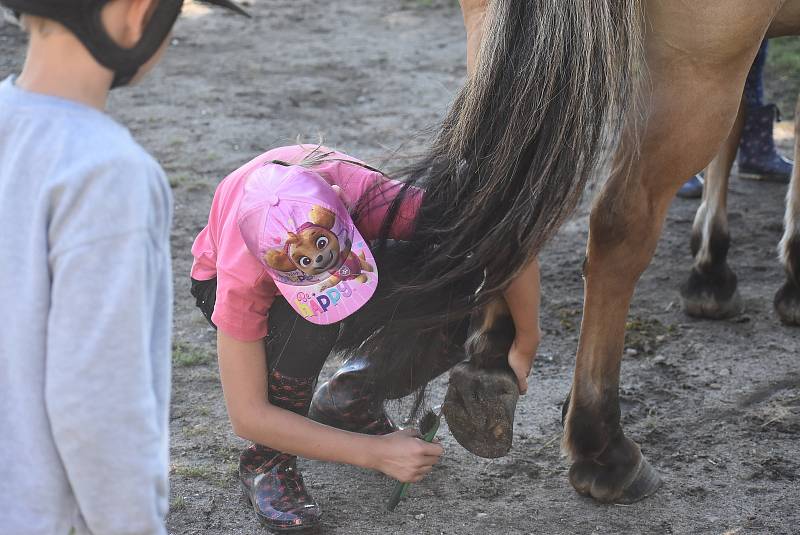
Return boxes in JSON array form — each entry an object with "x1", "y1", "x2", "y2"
[
  {"x1": 271, "y1": 227, "x2": 378, "y2": 325},
  {"x1": 198, "y1": 0, "x2": 251, "y2": 18}
]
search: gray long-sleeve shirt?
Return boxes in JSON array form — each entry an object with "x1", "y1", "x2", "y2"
[{"x1": 0, "y1": 76, "x2": 173, "y2": 535}]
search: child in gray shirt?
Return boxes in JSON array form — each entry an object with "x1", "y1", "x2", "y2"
[{"x1": 0, "y1": 1, "x2": 247, "y2": 534}]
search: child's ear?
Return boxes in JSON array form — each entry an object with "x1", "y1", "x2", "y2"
[
  {"x1": 309, "y1": 205, "x2": 336, "y2": 230},
  {"x1": 116, "y1": 0, "x2": 159, "y2": 47},
  {"x1": 265, "y1": 250, "x2": 296, "y2": 272}
]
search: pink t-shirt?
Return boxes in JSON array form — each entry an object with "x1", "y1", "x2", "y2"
[{"x1": 190, "y1": 145, "x2": 421, "y2": 341}]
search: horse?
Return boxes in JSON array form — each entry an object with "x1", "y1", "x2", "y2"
[{"x1": 335, "y1": 0, "x2": 800, "y2": 506}]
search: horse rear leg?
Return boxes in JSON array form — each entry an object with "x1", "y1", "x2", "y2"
[
  {"x1": 562, "y1": 2, "x2": 776, "y2": 501},
  {"x1": 774, "y1": 93, "x2": 800, "y2": 325},
  {"x1": 680, "y1": 99, "x2": 746, "y2": 318}
]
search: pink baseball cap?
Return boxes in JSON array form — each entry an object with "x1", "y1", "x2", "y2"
[{"x1": 238, "y1": 163, "x2": 378, "y2": 325}]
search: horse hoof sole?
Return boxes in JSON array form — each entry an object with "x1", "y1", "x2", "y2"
[{"x1": 442, "y1": 362, "x2": 519, "y2": 458}]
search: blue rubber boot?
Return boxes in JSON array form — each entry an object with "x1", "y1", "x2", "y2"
[
  {"x1": 738, "y1": 104, "x2": 793, "y2": 182},
  {"x1": 676, "y1": 174, "x2": 704, "y2": 199}
]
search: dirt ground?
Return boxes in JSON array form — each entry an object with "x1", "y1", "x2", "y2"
[{"x1": 2, "y1": 2, "x2": 799, "y2": 534}]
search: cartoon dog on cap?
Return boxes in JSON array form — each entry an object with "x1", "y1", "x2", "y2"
[{"x1": 265, "y1": 205, "x2": 373, "y2": 290}]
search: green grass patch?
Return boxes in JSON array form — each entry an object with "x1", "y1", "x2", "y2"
[
  {"x1": 185, "y1": 424, "x2": 210, "y2": 437},
  {"x1": 168, "y1": 173, "x2": 191, "y2": 189},
  {"x1": 624, "y1": 316, "x2": 675, "y2": 356},
  {"x1": 174, "y1": 464, "x2": 216, "y2": 480},
  {"x1": 557, "y1": 307, "x2": 581, "y2": 332},
  {"x1": 172, "y1": 341, "x2": 212, "y2": 367},
  {"x1": 173, "y1": 464, "x2": 227, "y2": 488},
  {"x1": 170, "y1": 496, "x2": 187, "y2": 511}
]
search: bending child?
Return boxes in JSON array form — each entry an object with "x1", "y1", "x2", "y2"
[{"x1": 190, "y1": 144, "x2": 541, "y2": 532}]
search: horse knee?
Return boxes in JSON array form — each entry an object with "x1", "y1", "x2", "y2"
[{"x1": 586, "y1": 180, "x2": 664, "y2": 280}]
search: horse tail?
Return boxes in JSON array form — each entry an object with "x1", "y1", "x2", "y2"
[
  {"x1": 336, "y1": 0, "x2": 645, "y2": 395},
  {"x1": 426, "y1": 0, "x2": 645, "y2": 295}
]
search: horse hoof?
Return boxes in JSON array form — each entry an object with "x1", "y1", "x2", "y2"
[
  {"x1": 680, "y1": 266, "x2": 742, "y2": 319},
  {"x1": 442, "y1": 361, "x2": 519, "y2": 458},
  {"x1": 568, "y1": 438, "x2": 662, "y2": 504},
  {"x1": 774, "y1": 279, "x2": 800, "y2": 326}
]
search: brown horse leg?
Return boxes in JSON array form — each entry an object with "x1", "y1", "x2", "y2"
[
  {"x1": 562, "y1": 0, "x2": 780, "y2": 502},
  {"x1": 443, "y1": 297, "x2": 520, "y2": 458},
  {"x1": 774, "y1": 93, "x2": 800, "y2": 325},
  {"x1": 680, "y1": 99, "x2": 746, "y2": 318}
]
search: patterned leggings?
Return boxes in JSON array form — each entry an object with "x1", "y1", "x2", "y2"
[{"x1": 190, "y1": 277, "x2": 339, "y2": 379}]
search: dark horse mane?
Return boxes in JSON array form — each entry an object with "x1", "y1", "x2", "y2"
[{"x1": 334, "y1": 0, "x2": 644, "y2": 402}]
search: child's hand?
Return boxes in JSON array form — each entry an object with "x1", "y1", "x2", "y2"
[
  {"x1": 508, "y1": 336, "x2": 538, "y2": 395},
  {"x1": 373, "y1": 429, "x2": 444, "y2": 483}
]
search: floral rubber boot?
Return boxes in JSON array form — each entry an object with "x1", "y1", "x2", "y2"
[
  {"x1": 240, "y1": 371, "x2": 321, "y2": 533},
  {"x1": 307, "y1": 357, "x2": 396, "y2": 436}
]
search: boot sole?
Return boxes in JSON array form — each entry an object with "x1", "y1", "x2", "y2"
[
  {"x1": 738, "y1": 170, "x2": 790, "y2": 184},
  {"x1": 242, "y1": 488, "x2": 321, "y2": 534}
]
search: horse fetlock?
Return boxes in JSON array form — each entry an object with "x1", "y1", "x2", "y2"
[
  {"x1": 775, "y1": 234, "x2": 800, "y2": 325},
  {"x1": 689, "y1": 219, "x2": 731, "y2": 264},
  {"x1": 562, "y1": 396, "x2": 621, "y2": 462},
  {"x1": 568, "y1": 434, "x2": 662, "y2": 504},
  {"x1": 774, "y1": 277, "x2": 800, "y2": 326},
  {"x1": 465, "y1": 307, "x2": 515, "y2": 369},
  {"x1": 680, "y1": 263, "x2": 742, "y2": 319}
]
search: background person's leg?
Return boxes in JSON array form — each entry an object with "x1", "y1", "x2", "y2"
[
  {"x1": 738, "y1": 40, "x2": 794, "y2": 180},
  {"x1": 676, "y1": 173, "x2": 704, "y2": 199},
  {"x1": 744, "y1": 40, "x2": 768, "y2": 107}
]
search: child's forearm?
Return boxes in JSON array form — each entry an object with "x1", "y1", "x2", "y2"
[
  {"x1": 241, "y1": 404, "x2": 381, "y2": 469},
  {"x1": 459, "y1": 0, "x2": 488, "y2": 75},
  {"x1": 503, "y1": 257, "x2": 541, "y2": 348},
  {"x1": 216, "y1": 330, "x2": 380, "y2": 471}
]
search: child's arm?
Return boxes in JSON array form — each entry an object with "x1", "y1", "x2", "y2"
[
  {"x1": 459, "y1": 0, "x2": 489, "y2": 75},
  {"x1": 47, "y1": 216, "x2": 170, "y2": 533},
  {"x1": 502, "y1": 257, "x2": 542, "y2": 394},
  {"x1": 217, "y1": 330, "x2": 443, "y2": 483}
]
